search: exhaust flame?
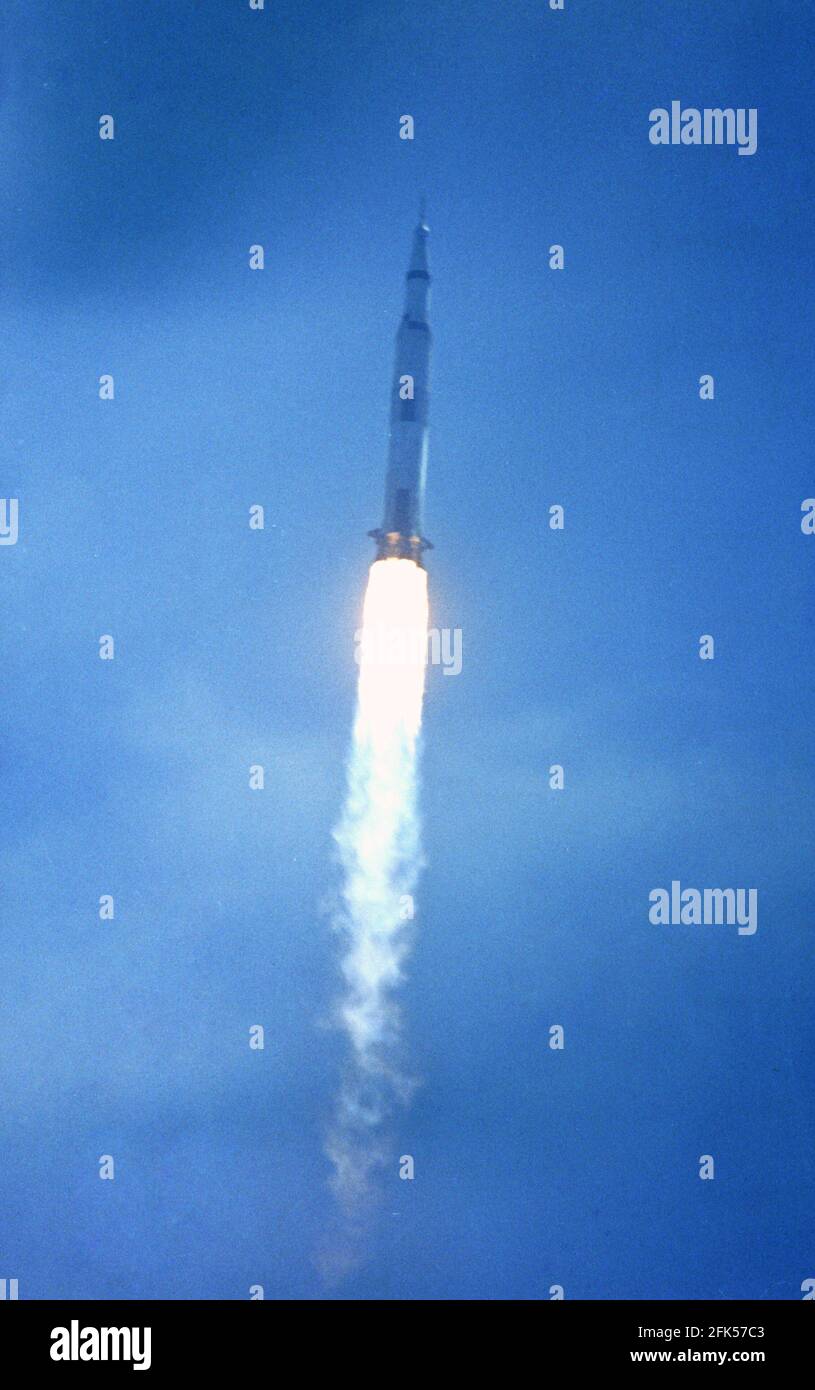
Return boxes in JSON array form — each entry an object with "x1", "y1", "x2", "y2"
[{"x1": 327, "y1": 558, "x2": 428, "y2": 1215}]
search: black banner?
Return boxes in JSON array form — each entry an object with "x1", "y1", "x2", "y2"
[{"x1": 1, "y1": 1299, "x2": 809, "y2": 1375}]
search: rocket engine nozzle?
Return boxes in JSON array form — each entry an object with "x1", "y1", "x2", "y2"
[{"x1": 368, "y1": 528, "x2": 433, "y2": 566}]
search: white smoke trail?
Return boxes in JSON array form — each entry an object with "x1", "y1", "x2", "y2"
[{"x1": 326, "y1": 557, "x2": 429, "y2": 1216}]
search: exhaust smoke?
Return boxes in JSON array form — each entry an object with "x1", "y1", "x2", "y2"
[{"x1": 326, "y1": 557, "x2": 428, "y2": 1216}]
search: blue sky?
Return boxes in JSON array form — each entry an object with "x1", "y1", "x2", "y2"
[{"x1": 1, "y1": 0, "x2": 813, "y2": 1298}]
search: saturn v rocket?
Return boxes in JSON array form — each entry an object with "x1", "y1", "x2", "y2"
[{"x1": 369, "y1": 207, "x2": 433, "y2": 566}]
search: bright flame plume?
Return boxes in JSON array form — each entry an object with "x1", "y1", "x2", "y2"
[{"x1": 327, "y1": 558, "x2": 428, "y2": 1214}]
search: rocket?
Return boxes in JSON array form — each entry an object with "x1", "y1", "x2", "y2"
[{"x1": 369, "y1": 206, "x2": 433, "y2": 565}]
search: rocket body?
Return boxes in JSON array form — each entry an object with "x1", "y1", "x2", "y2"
[{"x1": 370, "y1": 214, "x2": 432, "y2": 564}]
